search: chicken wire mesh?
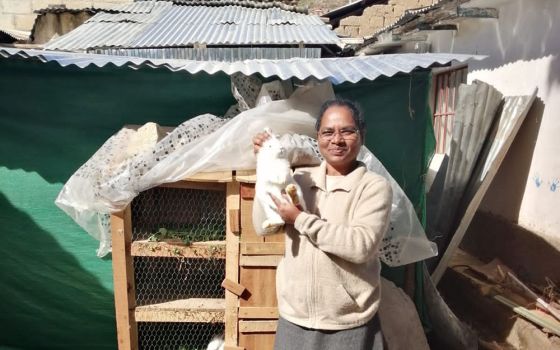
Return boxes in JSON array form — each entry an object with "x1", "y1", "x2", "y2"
[
  {"x1": 131, "y1": 186, "x2": 226, "y2": 242},
  {"x1": 131, "y1": 184, "x2": 228, "y2": 349},
  {"x1": 138, "y1": 322, "x2": 224, "y2": 350},
  {"x1": 134, "y1": 256, "x2": 225, "y2": 306}
]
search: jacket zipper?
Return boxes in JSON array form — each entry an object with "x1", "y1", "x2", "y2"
[{"x1": 310, "y1": 190, "x2": 329, "y2": 325}]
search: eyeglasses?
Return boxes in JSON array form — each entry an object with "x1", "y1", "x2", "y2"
[{"x1": 318, "y1": 128, "x2": 359, "y2": 141}]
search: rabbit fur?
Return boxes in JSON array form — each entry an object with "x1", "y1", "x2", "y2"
[{"x1": 255, "y1": 128, "x2": 306, "y2": 234}]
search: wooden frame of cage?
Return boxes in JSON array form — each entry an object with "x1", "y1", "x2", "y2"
[{"x1": 111, "y1": 170, "x2": 284, "y2": 350}]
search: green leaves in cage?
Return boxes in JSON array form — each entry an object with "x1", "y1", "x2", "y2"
[{"x1": 148, "y1": 227, "x2": 224, "y2": 246}]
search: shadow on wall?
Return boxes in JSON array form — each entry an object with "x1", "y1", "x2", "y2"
[
  {"x1": 547, "y1": 53, "x2": 560, "y2": 90},
  {"x1": 0, "y1": 192, "x2": 116, "y2": 350},
  {"x1": 461, "y1": 210, "x2": 560, "y2": 286},
  {"x1": 458, "y1": 0, "x2": 560, "y2": 75},
  {"x1": 479, "y1": 97, "x2": 544, "y2": 219}
]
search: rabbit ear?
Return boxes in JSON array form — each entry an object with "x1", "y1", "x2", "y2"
[{"x1": 263, "y1": 127, "x2": 272, "y2": 136}]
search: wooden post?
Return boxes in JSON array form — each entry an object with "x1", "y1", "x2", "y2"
[
  {"x1": 225, "y1": 181, "x2": 241, "y2": 347},
  {"x1": 111, "y1": 206, "x2": 138, "y2": 350}
]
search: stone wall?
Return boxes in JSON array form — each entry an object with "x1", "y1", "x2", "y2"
[
  {"x1": 336, "y1": 0, "x2": 437, "y2": 37},
  {"x1": 0, "y1": 0, "x2": 132, "y2": 31}
]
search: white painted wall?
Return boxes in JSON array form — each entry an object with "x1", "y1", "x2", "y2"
[{"x1": 427, "y1": 0, "x2": 560, "y2": 245}]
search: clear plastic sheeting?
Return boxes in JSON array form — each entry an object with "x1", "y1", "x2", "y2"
[{"x1": 56, "y1": 82, "x2": 436, "y2": 265}]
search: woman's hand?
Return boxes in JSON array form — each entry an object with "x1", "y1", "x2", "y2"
[
  {"x1": 252, "y1": 132, "x2": 270, "y2": 154},
  {"x1": 268, "y1": 192, "x2": 301, "y2": 224}
]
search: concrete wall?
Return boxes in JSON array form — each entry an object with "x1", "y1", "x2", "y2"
[
  {"x1": 336, "y1": 0, "x2": 438, "y2": 37},
  {"x1": 0, "y1": 0, "x2": 132, "y2": 31},
  {"x1": 426, "y1": 0, "x2": 560, "y2": 248}
]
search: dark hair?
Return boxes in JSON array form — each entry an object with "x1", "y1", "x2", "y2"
[{"x1": 315, "y1": 98, "x2": 366, "y2": 138}]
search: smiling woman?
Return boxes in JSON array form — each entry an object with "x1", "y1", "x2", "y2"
[
  {"x1": 253, "y1": 98, "x2": 393, "y2": 350},
  {"x1": 316, "y1": 102, "x2": 364, "y2": 176}
]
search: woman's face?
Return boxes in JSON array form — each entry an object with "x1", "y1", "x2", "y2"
[{"x1": 317, "y1": 105, "x2": 362, "y2": 172}]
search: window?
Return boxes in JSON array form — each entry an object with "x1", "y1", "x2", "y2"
[{"x1": 431, "y1": 65, "x2": 468, "y2": 154}]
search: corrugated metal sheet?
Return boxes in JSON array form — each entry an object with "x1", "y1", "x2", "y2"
[
  {"x1": 0, "y1": 28, "x2": 30, "y2": 41},
  {"x1": 33, "y1": 2, "x2": 157, "y2": 14},
  {"x1": 45, "y1": 2, "x2": 340, "y2": 51},
  {"x1": 110, "y1": 1, "x2": 157, "y2": 13},
  {"x1": 430, "y1": 81, "x2": 503, "y2": 245},
  {"x1": 430, "y1": 90, "x2": 537, "y2": 284},
  {"x1": 131, "y1": 6, "x2": 337, "y2": 47},
  {"x1": 44, "y1": 2, "x2": 172, "y2": 50},
  {"x1": 170, "y1": 0, "x2": 303, "y2": 12},
  {"x1": 0, "y1": 48, "x2": 484, "y2": 84},
  {"x1": 95, "y1": 46, "x2": 321, "y2": 60},
  {"x1": 46, "y1": 22, "x2": 148, "y2": 49},
  {"x1": 34, "y1": 6, "x2": 100, "y2": 15},
  {"x1": 88, "y1": 1, "x2": 170, "y2": 23},
  {"x1": 464, "y1": 92, "x2": 537, "y2": 200},
  {"x1": 34, "y1": 1, "x2": 304, "y2": 14}
]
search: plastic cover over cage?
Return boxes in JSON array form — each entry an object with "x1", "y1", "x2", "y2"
[{"x1": 55, "y1": 81, "x2": 437, "y2": 266}]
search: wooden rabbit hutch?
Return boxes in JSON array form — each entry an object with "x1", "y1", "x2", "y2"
[{"x1": 111, "y1": 170, "x2": 284, "y2": 350}]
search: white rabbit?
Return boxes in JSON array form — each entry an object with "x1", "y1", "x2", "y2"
[
  {"x1": 254, "y1": 128, "x2": 306, "y2": 234},
  {"x1": 206, "y1": 334, "x2": 224, "y2": 350}
]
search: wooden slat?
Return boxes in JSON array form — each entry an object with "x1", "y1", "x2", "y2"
[
  {"x1": 131, "y1": 240, "x2": 226, "y2": 259},
  {"x1": 159, "y1": 180, "x2": 226, "y2": 192},
  {"x1": 264, "y1": 232, "x2": 285, "y2": 243},
  {"x1": 240, "y1": 267, "x2": 278, "y2": 308},
  {"x1": 224, "y1": 346, "x2": 245, "y2": 350},
  {"x1": 240, "y1": 184, "x2": 255, "y2": 200},
  {"x1": 225, "y1": 181, "x2": 241, "y2": 346},
  {"x1": 183, "y1": 171, "x2": 234, "y2": 183},
  {"x1": 135, "y1": 298, "x2": 225, "y2": 323},
  {"x1": 238, "y1": 307, "x2": 279, "y2": 319},
  {"x1": 240, "y1": 196, "x2": 263, "y2": 242},
  {"x1": 240, "y1": 242, "x2": 284, "y2": 256},
  {"x1": 236, "y1": 170, "x2": 257, "y2": 184},
  {"x1": 222, "y1": 278, "x2": 247, "y2": 297},
  {"x1": 239, "y1": 320, "x2": 277, "y2": 333},
  {"x1": 240, "y1": 255, "x2": 282, "y2": 267},
  {"x1": 230, "y1": 209, "x2": 240, "y2": 234},
  {"x1": 111, "y1": 207, "x2": 138, "y2": 350},
  {"x1": 432, "y1": 91, "x2": 537, "y2": 284},
  {"x1": 239, "y1": 333, "x2": 276, "y2": 350}
]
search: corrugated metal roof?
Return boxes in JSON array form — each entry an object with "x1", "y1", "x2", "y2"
[
  {"x1": 0, "y1": 48, "x2": 484, "y2": 84},
  {"x1": 131, "y1": 6, "x2": 337, "y2": 47},
  {"x1": 0, "y1": 28, "x2": 30, "y2": 41},
  {"x1": 89, "y1": 2, "x2": 170, "y2": 23},
  {"x1": 33, "y1": 2, "x2": 157, "y2": 14},
  {"x1": 95, "y1": 46, "x2": 321, "y2": 60},
  {"x1": 170, "y1": 0, "x2": 303, "y2": 13},
  {"x1": 45, "y1": 2, "x2": 340, "y2": 50},
  {"x1": 35, "y1": 0, "x2": 305, "y2": 14}
]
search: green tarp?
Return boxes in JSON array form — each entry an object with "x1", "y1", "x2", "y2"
[{"x1": 0, "y1": 57, "x2": 434, "y2": 349}]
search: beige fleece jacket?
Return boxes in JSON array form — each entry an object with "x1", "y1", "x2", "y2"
[{"x1": 276, "y1": 161, "x2": 392, "y2": 330}]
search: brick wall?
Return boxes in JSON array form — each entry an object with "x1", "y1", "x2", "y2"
[
  {"x1": 336, "y1": 0, "x2": 437, "y2": 37},
  {"x1": 0, "y1": 0, "x2": 132, "y2": 31}
]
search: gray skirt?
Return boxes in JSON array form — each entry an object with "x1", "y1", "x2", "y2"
[{"x1": 274, "y1": 315, "x2": 384, "y2": 350}]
